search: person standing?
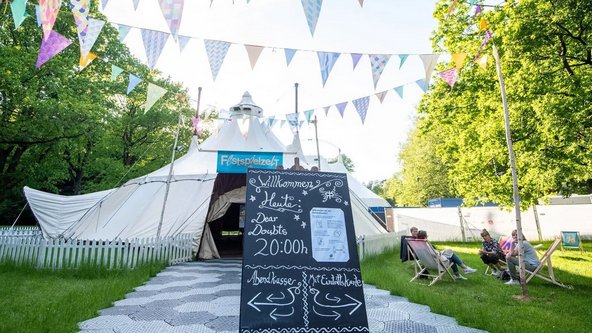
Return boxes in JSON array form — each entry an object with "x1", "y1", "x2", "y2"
[{"x1": 505, "y1": 229, "x2": 540, "y2": 285}]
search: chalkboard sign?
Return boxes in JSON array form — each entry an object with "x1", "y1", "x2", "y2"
[{"x1": 239, "y1": 169, "x2": 369, "y2": 333}]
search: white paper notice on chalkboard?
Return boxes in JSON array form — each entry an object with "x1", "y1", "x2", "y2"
[{"x1": 310, "y1": 207, "x2": 349, "y2": 262}]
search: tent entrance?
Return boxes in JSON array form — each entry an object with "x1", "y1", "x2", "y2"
[{"x1": 209, "y1": 202, "x2": 244, "y2": 258}]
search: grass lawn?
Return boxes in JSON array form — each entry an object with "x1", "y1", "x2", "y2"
[
  {"x1": 0, "y1": 261, "x2": 166, "y2": 333},
  {"x1": 360, "y1": 240, "x2": 592, "y2": 333}
]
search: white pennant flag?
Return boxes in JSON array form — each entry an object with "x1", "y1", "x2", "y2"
[
  {"x1": 245, "y1": 45, "x2": 264, "y2": 69},
  {"x1": 419, "y1": 54, "x2": 440, "y2": 86}
]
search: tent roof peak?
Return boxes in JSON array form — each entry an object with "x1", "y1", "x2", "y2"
[{"x1": 229, "y1": 91, "x2": 263, "y2": 118}]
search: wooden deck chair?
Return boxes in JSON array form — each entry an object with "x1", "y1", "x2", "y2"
[
  {"x1": 407, "y1": 239, "x2": 455, "y2": 286},
  {"x1": 560, "y1": 231, "x2": 584, "y2": 254},
  {"x1": 524, "y1": 238, "x2": 571, "y2": 289}
]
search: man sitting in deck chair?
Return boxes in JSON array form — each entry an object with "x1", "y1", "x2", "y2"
[{"x1": 505, "y1": 229, "x2": 540, "y2": 285}]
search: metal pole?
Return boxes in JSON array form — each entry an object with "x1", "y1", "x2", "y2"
[
  {"x1": 157, "y1": 110, "x2": 183, "y2": 239},
  {"x1": 313, "y1": 115, "x2": 321, "y2": 170},
  {"x1": 194, "y1": 87, "x2": 202, "y2": 136},
  {"x1": 294, "y1": 82, "x2": 299, "y2": 134},
  {"x1": 492, "y1": 44, "x2": 528, "y2": 297}
]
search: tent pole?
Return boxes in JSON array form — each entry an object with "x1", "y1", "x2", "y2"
[
  {"x1": 157, "y1": 109, "x2": 183, "y2": 239},
  {"x1": 493, "y1": 44, "x2": 528, "y2": 297},
  {"x1": 294, "y1": 82, "x2": 299, "y2": 134},
  {"x1": 194, "y1": 87, "x2": 202, "y2": 136},
  {"x1": 313, "y1": 115, "x2": 321, "y2": 170}
]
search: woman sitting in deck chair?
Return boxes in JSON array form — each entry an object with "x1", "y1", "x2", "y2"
[
  {"x1": 417, "y1": 230, "x2": 477, "y2": 280},
  {"x1": 479, "y1": 229, "x2": 506, "y2": 277}
]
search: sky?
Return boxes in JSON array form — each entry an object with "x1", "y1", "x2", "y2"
[{"x1": 100, "y1": 0, "x2": 439, "y2": 183}]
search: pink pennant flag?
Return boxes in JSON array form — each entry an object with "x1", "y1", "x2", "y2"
[
  {"x1": 39, "y1": 0, "x2": 60, "y2": 41},
  {"x1": 158, "y1": 0, "x2": 184, "y2": 41},
  {"x1": 439, "y1": 67, "x2": 458, "y2": 87},
  {"x1": 36, "y1": 31, "x2": 73, "y2": 68},
  {"x1": 474, "y1": 29, "x2": 492, "y2": 60}
]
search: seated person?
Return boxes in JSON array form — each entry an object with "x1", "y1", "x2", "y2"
[
  {"x1": 479, "y1": 229, "x2": 506, "y2": 277},
  {"x1": 400, "y1": 226, "x2": 419, "y2": 262},
  {"x1": 417, "y1": 230, "x2": 477, "y2": 280},
  {"x1": 505, "y1": 229, "x2": 541, "y2": 285},
  {"x1": 288, "y1": 157, "x2": 307, "y2": 171}
]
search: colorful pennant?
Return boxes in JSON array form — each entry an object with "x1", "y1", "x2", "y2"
[
  {"x1": 158, "y1": 0, "x2": 184, "y2": 40},
  {"x1": 285, "y1": 48, "x2": 296, "y2": 66},
  {"x1": 369, "y1": 54, "x2": 391, "y2": 89},
  {"x1": 141, "y1": 29, "x2": 169, "y2": 69},
  {"x1": 375, "y1": 91, "x2": 387, "y2": 104},
  {"x1": 10, "y1": 0, "x2": 28, "y2": 29},
  {"x1": 317, "y1": 51, "x2": 341, "y2": 86},
  {"x1": 177, "y1": 35, "x2": 190, "y2": 52},
  {"x1": 127, "y1": 74, "x2": 143, "y2": 94},
  {"x1": 439, "y1": 67, "x2": 458, "y2": 87},
  {"x1": 79, "y1": 52, "x2": 96, "y2": 70},
  {"x1": 145, "y1": 83, "x2": 168, "y2": 113},
  {"x1": 451, "y1": 52, "x2": 467, "y2": 71},
  {"x1": 111, "y1": 64, "x2": 124, "y2": 80},
  {"x1": 335, "y1": 102, "x2": 347, "y2": 118},
  {"x1": 352, "y1": 96, "x2": 370, "y2": 124},
  {"x1": 70, "y1": 0, "x2": 90, "y2": 44},
  {"x1": 398, "y1": 54, "x2": 409, "y2": 69},
  {"x1": 351, "y1": 53, "x2": 362, "y2": 70},
  {"x1": 300, "y1": 0, "x2": 323, "y2": 36},
  {"x1": 36, "y1": 31, "x2": 72, "y2": 69},
  {"x1": 245, "y1": 44, "x2": 264, "y2": 69},
  {"x1": 393, "y1": 85, "x2": 404, "y2": 98},
  {"x1": 39, "y1": 0, "x2": 60, "y2": 41},
  {"x1": 118, "y1": 24, "x2": 131, "y2": 41},
  {"x1": 80, "y1": 18, "x2": 105, "y2": 58},
  {"x1": 204, "y1": 39, "x2": 231, "y2": 81}
]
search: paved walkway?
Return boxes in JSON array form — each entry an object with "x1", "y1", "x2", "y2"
[{"x1": 78, "y1": 259, "x2": 487, "y2": 333}]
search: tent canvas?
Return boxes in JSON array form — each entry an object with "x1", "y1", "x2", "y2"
[{"x1": 24, "y1": 94, "x2": 388, "y2": 259}]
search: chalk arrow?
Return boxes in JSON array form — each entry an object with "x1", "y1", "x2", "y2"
[
  {"x1": 313, "y1": 306, "x2": 341, "y2": 321},
  {"x1": 310, "y1": 288, "x2": 362, "y2": 315},
  {"x1": 269, "y1": 307, "x2": 294, "y2": 320},
  {"x1": 248, "y1": 287, "x2": 299, "y2": 312}
]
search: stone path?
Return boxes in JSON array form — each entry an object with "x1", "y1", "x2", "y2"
[{"x1": 78, "y1": 259, "x2": 487, "y2": 333}]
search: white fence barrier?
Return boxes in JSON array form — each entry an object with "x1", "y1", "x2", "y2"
[
  {"x1": 0, "y1": 226, "x2": 42, "y2": 237},
  {"x1": 0, "y1": 234, "x2": 193, "y2": 269},
  {"x1": 358, "y1": 233, "x2": 400, "y2": 260}
]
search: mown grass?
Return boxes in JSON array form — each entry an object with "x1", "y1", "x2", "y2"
[
  {"x1": 360, "y1": 241, "x2": 592, "y2": 333},
  {"x1": 0, "y1": 261, "x2": 166, "y2": 333}
]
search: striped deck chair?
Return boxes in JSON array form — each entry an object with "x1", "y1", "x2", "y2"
[
  {"x1": 407, "y1": 239, "x2": 455, "y2": 286},
  {"x1": 525, "y1": 238, "x2": 571, "y2": 289}
]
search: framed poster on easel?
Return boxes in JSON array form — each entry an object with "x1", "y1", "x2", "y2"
[{"x1": 239, "y1": 168, "x2": 369, "y2": 333}]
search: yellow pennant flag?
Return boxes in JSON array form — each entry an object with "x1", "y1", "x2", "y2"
[
  {"x1": 476, "y1": 54, "x2": 489, "y2": 70},
  {"x1": 479, "y1": 18, "x2": 487, "y2": 31},
  {"x1": 451, "y1": 52, "x2": 467, "y2": 71},
  {"x1": 79, "y1": 52, "x2": 96, "y2": 70}
]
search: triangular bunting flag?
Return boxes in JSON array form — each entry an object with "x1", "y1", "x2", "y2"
[
  {"x1": 280, "y1": 120, "x2": 286, "y2": 128},
  {"x1": 36, "y1": 31, "x2": 72, "y2": 69},
  {"x1": 127, "y1": 74, "x2": 143, "y2": 94},
  {"x1": 286, "y1": 113, "x2": 300, "y2": 130},
  {"x1": 375, "y1": 91, "x2": 387, "y2": 104},
  {"x1": 79, "y1": 52, "x2": 96, "y2": 70},
  {"x1": 35, "y1": 5, "x2": 42, "y2": 27},
  {"x1": 10, "y1": 0, "x2": 28, "y2": 29},
  {"x1": 267, "y1": 116, "x2": 276, "y2": 128},
  {"x1": 145, "y1": 83, "x2": 168, "y2": 113},
  {"x1": 474, "y1": 4, "x2": 482, "y2": 16},
  {"x1": 70, "y1": 0, "x2": 90, "y2": 44},
  {"x1": 158, "y1": 0, "x2": 184, "y2": 41},
  {"x1": 300, "y1": 0, "x2": 323, "y2": 36},
  {"x1": 393, "y1": 85, "x2": 404, "y2": 98},
  {"x1": 419, "y1": 54, "x2": 440, "y2": 85},
  {"x1": 323, "y1": 106, "x2": 330, "y2": 116},
  {"x1": 284, "y1": 48, "x2": 296, "y2": 66},
  {"x1": 133, "y1": 0, "x2": 140, "y2": 11},
  {"x1": 439, "y1": 67, "x2": 458, "y2": 87},
  {"x1": 479, "y1": 17, "x2": 487, "y2": 31},
  {"x1": 317, "y1": 51, "x2": 341, "y2": 86},
  {"x1": 358, "y1": 0, "x2": 364, "y2": 7},
  {"x1": 204, "y1": 39, "x2": 231, "y2": 81},
  {"x1": 100, "y1": 0, "x2": 109, "y2": 10},
  {"x1": 398, "y1": 54, "x2": 409, "y2": 69},
  {"x1": 245, "y1": 44, "x2": 264, "y2": 69},
  {"x1": 475, "y1": 29, "x2": 492, "y2": 60},
  {"x1": 39, "y1": 0, "x2": 60, "y2": 41},
  {"x1": 111, "y1": 64, "x2": 124, "y2": 80},
  {"x1": 352, "y1": 96, "x2": 370, "y2": 124},
  {"x1": 141, "y1": 29, "x2": 170, "y2": 69},
  {"x1": 351, "y1": 53, "x2": 362, "y2": 70},
  {"x1": 476, "y1": 54, "x2": 488, "y2": 70},
  {"x1": 369, "y1": 54, "x2": 391, "y2": 89},
  {"x1": 451, "y1": 52, "x2": 467, "y2": 71},
  {"x1": 304, "y1": 110, "x2": 314, "y2": 123},
  {"x1": 416, "y1": 79, "x2": 427, "y2": 92},
  {"x1": 80, "y1": 18, "x2": 105, "y2": 58},
  {"x1": 118, "y1": 24, "x2": 131, "y2": 41},
  {"x1": 335, "y1": 102, "x2": 347, "y2": 118},
  {"x1": 177, "y1": 35, "x2": 190, "y2": 52}
]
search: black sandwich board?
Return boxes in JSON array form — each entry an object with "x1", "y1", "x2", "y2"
[{"x1": 239, "y1": 168, "x2": 369, "y2": 333}]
